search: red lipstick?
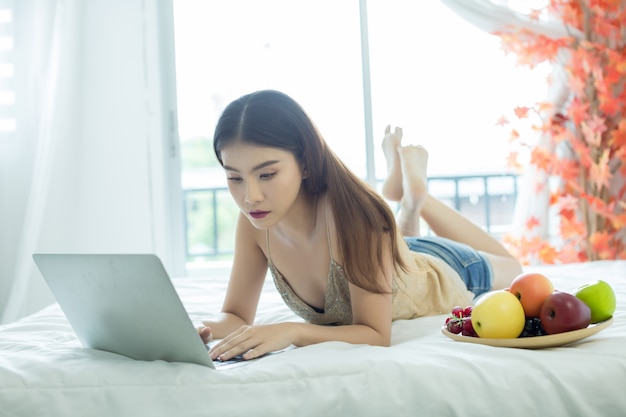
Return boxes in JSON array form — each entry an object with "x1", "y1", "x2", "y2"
[{"x1": 249, "y1": 211, "x2": 270, "y2": 219}]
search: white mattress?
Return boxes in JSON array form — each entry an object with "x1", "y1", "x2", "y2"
[{"x1": 1, "y1": 261, "x2": 625, "y2": 416}]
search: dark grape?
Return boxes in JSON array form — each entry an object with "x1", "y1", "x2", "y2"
[{"x1": 520, "y1": 317, "x2": 547, "y2": 337}]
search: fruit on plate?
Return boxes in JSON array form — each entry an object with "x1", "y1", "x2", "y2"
[
  {"x1": 445, "y1": 316, "x2": 462, "y2": 334},
  {"x1": 471, "y1": 290, "x2": 525, "y2": 338},
  {"x1": 508, "y1": 272, "x2": 554, "y2": 317},
  {"x1": 445, "y1": 305, "x2": 478, "y2": 336},
  {"x1": 461, "y1": 317, "x2": 478, "y2": 337},
  {"x1": 572, "y1": 280, "x2": 616, "y2": 324},
  {"x1": 519, "y1": 317, "x2": 547, "y2": 337},
  {"x1": 539, "y1": 292, "x2": 591, "y2": 334}
]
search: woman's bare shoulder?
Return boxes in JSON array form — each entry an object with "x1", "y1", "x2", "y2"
[{"x1": 234, "y1": 212, "x2": 268, "y2": 255}]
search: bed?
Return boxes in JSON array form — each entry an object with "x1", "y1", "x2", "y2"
[{"x1": 1, "y1": 260, "x2": 625, "y2": 416}]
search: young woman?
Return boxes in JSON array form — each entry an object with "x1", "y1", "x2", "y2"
[{"x1": 198, "y1": 90, "x2": 522, "y2": 361}]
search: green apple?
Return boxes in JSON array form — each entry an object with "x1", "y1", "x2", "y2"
[
  {"x1": 471, "y1": 290, "x2": 526, "y2": 338},
  {"x1": 573, "y1": 280, "x2": 616, "y2": 323}
]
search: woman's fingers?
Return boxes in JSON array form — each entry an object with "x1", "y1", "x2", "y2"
[
  {"x1": 208, "y1": 324, "x2": 293, "y2": 362},
  {"x1": 216, "y1": 340, "x2": 259, "y2": 361},
  {"x1": 197, "y1": 326, "x2": 213, "y2": 344},
  {"x1": 209, "y1": 326, "x2": 263, "y2": 361}
]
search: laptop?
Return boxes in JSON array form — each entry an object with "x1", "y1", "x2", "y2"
[{"x1": 33, "y1": 253, "x2": 242, "y2": 369}]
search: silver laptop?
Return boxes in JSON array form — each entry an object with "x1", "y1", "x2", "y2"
[{"x1": 33, "y1": 253, "x2": 237, "y2": 369}]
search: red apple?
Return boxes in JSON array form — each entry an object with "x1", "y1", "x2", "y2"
[
  {"x1": 539, "y1": 292, "x2": 591, "y2": 335},
  {"x1": 508, "y1": 272, "x2": 554, "y2": 317}
]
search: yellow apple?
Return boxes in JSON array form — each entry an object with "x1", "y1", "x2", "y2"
[{"x1": 471, "y1": 290, "x2": 526, "y2": 338}]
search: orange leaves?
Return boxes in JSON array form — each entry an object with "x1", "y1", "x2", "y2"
[
  {"x1": 597, "y1": 92, "x2": 622, "y2": 117},
  {"x1": 580, "y1": 115, "x2": 607, "y2": 147},
  {"x1": 503, "y1": 235, "x2": 560, "y2": 265},
  {"x1": 559, "y1": 215, "x2": 585, "y2": 239},
  {"x1": 611, "y1": 120, "x2": 626, "y2": 148},
  {"x1": 496, "y1": 0, "x2": 626, "y2": 264},
  {"x1": 556, "y1": 194, "x2": 579, "y2": 212},
  {"x1": 589, "y1": 231, "x2": 616, "y2": 259},
  {"x1": 507, "y1": 237, "x2": 564, "y2": 265},
  {"x1": 495, "y1": 115, "x2": 509, "y2": 127},
  {"x1": 554, "y1": 159, "x2": 580, "y2": 183},
  {"x1": 538, "y1": 244, "x2": 560, "y2": 264},
  {"x1": 514, "y1": 107, "x2": 531, "y2": 119},
  {"x1": 529, "y1": 147, "x2": 552, "y2": 172},
  {"x1": 567, "y1": 98, "x2": 590, "y2": 126},
  {"x1": 587, "y1": 0, "x2": 624, "y2": 39},
  {"x1": 552, "y1": 1, "x2": 583, "y2": 28},
  {"x1": 498, "y1": 29, "x2": 567, "y2": 67},
  {"x1": 525, "y1": 216, "x2": 541, "y2": 230},
  {"x1": 506, "y1": 151, "x2": 523, "y2": 172},
  {"x1": 611, "y1": 213, "x2": 626, "y2": 229},
  {"x1": 589, "y1": 148, "x2": 612, "y2": 191}
]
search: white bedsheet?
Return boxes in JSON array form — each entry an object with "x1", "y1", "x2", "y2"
[{"x1": 1, "y1": 261, "x2": 625, "y2": 416}]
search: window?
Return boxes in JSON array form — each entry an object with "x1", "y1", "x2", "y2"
[
  {"x1": 173, "y1": 0, "x2": 364, "y2": 262},
  {"x1": 367, "y1": 1, "x2": 551, "y2": 178},
  {"x1": 0, "y1": 3, "x2": 15, "y2": 134},
  {"x1": 171, "y1": 1, "x2": 551, "y2": 267},
  {"x1": 173, "y1": 0, "x2": 366, "y2": 171}
]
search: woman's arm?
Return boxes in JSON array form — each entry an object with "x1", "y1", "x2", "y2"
[
  {"x1": 208, "y1": 318, "x2": 390, "y2": 361},
  {"x1": 208, "y1": 235, "x2": 395, "y2": 360},
  {"x1": 208, "y1": 285, "x2": 392, "y2": 360},
  {"x1": 294, "y1": 238, "x2": 395, "y2": 347},
  {"x1": 292, "y1": 282, "x2": 393, "y2": 347},
  {"x1": 200, "y1": 212, "x2": 268, "y2": 340}
]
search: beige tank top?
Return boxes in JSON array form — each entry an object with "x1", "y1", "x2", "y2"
[{"x1": 266, "y1": 207, "x2": 474, "y2": 325}]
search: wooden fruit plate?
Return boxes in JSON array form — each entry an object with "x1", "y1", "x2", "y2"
[{"x1": 441, "y1": 317, "x2": 613, "y2": 349}]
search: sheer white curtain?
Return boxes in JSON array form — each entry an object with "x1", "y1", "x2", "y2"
[
  {"x1": 0, "y1": 0, "x2": 82, "y2": 323},
  {"x1": 440, "y1": 0, "x2": 576, "y2": 242},
  {"x1": 440, "y1": 0, "x2": 574, "y2": 38},
  {"x1": 0, "y1": 0, "x2": 183, "y2": 324}
]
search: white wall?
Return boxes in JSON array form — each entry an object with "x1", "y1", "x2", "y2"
[
  {"x1": 0, "y1": 0, "x2": 183, "y2": 322},
  {"x1": 75, "y1": 1, "x2": 162, "y2": 253},
  {"x1": 73, "y1": 0, "x2": 184, "y2": 268}
]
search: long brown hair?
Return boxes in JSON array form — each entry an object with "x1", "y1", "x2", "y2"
[{"x1": 213, "y1": 90, "x2": 406, "y2": 293}]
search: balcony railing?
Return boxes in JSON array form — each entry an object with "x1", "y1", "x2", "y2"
[{"x1": 183, "y1": 173, "x2": 519, "y2": 260}]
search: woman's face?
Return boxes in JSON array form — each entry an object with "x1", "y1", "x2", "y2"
[{"x1": 220, "y1": 141, "x2": 305, "y2": 228}]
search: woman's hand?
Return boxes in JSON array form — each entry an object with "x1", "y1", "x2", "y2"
[
  {"x1": 197, "y1": 326, "x2": 214, "y2": 345},
  {"x1": 209, "y1": 323, "x2": 296, "y2": 361}
]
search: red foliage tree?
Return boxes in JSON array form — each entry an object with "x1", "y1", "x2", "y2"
[{"x1": 496, "y1": 1, "x2": 626, "y2": 264}]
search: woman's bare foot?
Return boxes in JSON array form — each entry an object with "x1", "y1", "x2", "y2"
[
  {"x1": 396, "y1": 145, "x2": 429, "y2": 236},
  {"x1": 381, "y1": 126, "x2": 404, "y2": 202}
]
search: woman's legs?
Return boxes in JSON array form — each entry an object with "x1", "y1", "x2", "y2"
[
  {"x1": 381, "y1": 126, "x2": 428, "y2": 236},
  {"x1": 381, "y1": 130, "x2": 522, "y2": 290},
  {"x1": 420, "y1": 194, "x2": 523, "y2": 289},
  {"x1": 381, "y1": 125, "x2": 404, "y2": 202}
]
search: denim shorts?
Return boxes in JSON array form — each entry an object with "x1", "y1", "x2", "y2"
[{"x1": 404, "y1": 236, "x2": 493, "y2": 297}]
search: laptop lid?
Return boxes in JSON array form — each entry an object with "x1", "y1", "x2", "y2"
[{"x1": 33, "y1": 253, "x2": 215, "y2": 368}]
